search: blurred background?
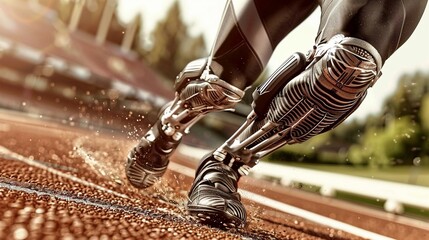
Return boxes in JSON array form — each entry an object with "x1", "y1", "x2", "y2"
[{"x1": 0, "y1": 0, "x2": 428, "y2": 220}]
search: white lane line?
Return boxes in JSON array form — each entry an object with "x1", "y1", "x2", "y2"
[
  {"x1": 0, "y1": 181, "x2": 121, "y2": 211},
  {"x1": 168, "y1": 161, "x2": 394, "y2": 240},
  {"x1": 241, "y1": 191, "x2": 394, "y2": 240},
  {"x1": 0, "y1": 180, "x2": 167, "y2": 223},
  {"x1": 0, "y1": 145, "x2": 129, "y2": 199}
]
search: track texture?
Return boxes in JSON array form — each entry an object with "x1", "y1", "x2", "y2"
[{"x1": 0, "y1": 112, "x2": 421, "y2": 239}]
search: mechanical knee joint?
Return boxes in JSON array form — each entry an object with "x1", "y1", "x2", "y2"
[{"x1": 158, "y1": 59, "x2": 245, "y2": 140}]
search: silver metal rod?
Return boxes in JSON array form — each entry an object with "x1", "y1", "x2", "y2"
[{"x1": 223, "y1": 111, "x2": 257, "y2": 147}]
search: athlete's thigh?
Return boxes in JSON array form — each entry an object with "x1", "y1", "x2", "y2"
[
  {"x1": 316, "y1": 0, "x2": 427, "y2": 61},
  {"x1": 212, "y1": 0, "x2": 319, "y2": 89}
]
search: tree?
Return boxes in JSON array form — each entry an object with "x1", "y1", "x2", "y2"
[
  {"x1": 419, "y1": 95, "x2": 429, "y2": 160},
  {"x1": 420, "y1": 95, "x2": 429, "y2": 132},
  {"x1": 144, "y1": 1, "x2": 207, "y2": 81},
  {"x1": 344, "y1": 72, "x2": 429, "y2": 167},
  {"x1": 349, "y1": 117, "x2": 423, "y2": 167},
  {"x1": 329, "y1": 119, "x2": 365, "y2": 144},
  {"x1": 383, "y1": 72, "x2": 429, "y2": 124}
]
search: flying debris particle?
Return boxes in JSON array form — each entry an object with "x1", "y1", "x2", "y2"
[{"x1": 413, "y1": 157, "x2": 421, "y2": 166}]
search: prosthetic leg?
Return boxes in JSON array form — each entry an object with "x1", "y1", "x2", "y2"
[
  {"x1": 126, "y1": 59, "x2": 244, "y2": 188},
  {"x1": 187, "y1": 35, "x2": 383, "y2": 228}
]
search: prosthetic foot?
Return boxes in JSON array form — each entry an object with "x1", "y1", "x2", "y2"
[
  {"x1": 126, "y1": 59, "x2": 244, "y2": 189},
  {"x1": 187, "y1": 152, "x2": 246, "y2": 229},
  {"x1": 187, "y1": 35, "x2": 382, "y2": 228}
]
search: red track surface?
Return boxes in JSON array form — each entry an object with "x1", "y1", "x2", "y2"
[{"x1": 0, "y1": 111, "x2": 427, "y2": 239}]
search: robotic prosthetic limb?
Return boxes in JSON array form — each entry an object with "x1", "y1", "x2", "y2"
[
  {"x1": 187, "y1": 35, "x2": 383, "y2": 228},
  {"x1": 127, "y1": 59, "x2": 244, "y2": 189},
  {"x1": 217, "y1": 34, "x2": 383, "y2": 170}
]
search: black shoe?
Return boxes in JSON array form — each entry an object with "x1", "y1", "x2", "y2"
[
  {"x1": 126, "y1": 118, "x2": 180, "y2": 189},
  {"x1": 187, "y1": 153, "x2": 246, "y2": 229}
]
